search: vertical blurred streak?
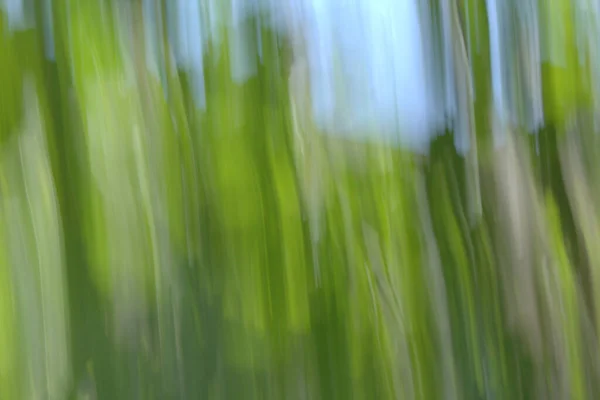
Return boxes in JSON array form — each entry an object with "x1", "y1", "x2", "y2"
[
  {"x1": 441, "y1": 0, "x2": 458, "y2": 123},
  {"x1": 34, "y1": 0, "x2": 55, "y2": 60},
  {"x1": 287, "y1": 17, "x2": 326, "y2": 287},
  {"x1": 487, "y1": 0, "x2": 541, "y2": 133},
  {"x1": 66, "y1": 10, "x2": 164, "y2": 391},
  {"x1": 419, "y1": 0, "x2": 448, "y2": 134},
  {"x1": 486, "y1": 0, "x2": 508, "y2": 141},
  {"x1": 490, "y1": 124, "x2": 589, "y2": 397},
  {"x1": 559, "y1": 128, "x2": 600, "y2": 357},
  {"x1": 464, "y1": 0, "x2": 473, "y2": 96},
  {"x1": 430, "y1": 151, "x2": 485, "y2": 396},
  {"x1": 415, "y1": 166, "x2": 459, "y2": 400},
  {"x1": 0, "y1": 198, "x2": 18, "y2": 400},
  {"x1": 588, "y1": 0, "x2": 600, "y2": 130},
  {"x1": 199, "y1": 4, "x2": 272, "y2": 385},
  {"x1": 130, "y1": 2, "x2": 171, "y2": 393},
  {"x1": 449, "y1": 0, "x2": 482, "y2": 222},
  {"x1": 153, "y1": 0, "x2": 170, "y2": 91},
  {"x1": 492, "y1": 128, "x2": 544, "y2": 361},
  {"x1": 0, "y1": 12, "x2": 24, "y2": 148},
  {"x1": 142, "y1": 0, "x2": 161, "y2": 78},
  {"x1": 521, "y1": 0, "x2": 544, "y2": 131},
  {"x1": 1, "y1": 78, "x2": 71, "y2": 400},
  {"x1": 134, "y1": 3, "x2": 204, "y2": 396},
  {"x1": 542, "y1": 193, "x2": 586, "y2": 400},
  {"x1": 3, "y1": 4, "x2": 74, "y2": 396},
  {"x1": 169, "y1": 0, "x2": 207, "y2": 109},
  {"x1": 230, "y1": 0, "x2": 258, "y2": 84},
  {"x1": 188, "y1": 0, "x2": 206, "y2": 108},
  {"x1": 159, "y1": 2, "x2": 203, "y2": 396},
  {"x1": 165, "y1": 0, "x2": 178, "y2": 62},
  {"x1": 19, "y1": 81, "x2": 71, "y2": 400},
  {"x1": 362, "y1": 219, "x2": 415, "y2": 400}
]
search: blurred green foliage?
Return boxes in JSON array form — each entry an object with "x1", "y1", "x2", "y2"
[{"x1": 2, "y1": 0, "x2": 600, "y2": 399}]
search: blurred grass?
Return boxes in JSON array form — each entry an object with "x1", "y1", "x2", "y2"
[{"x1": 2, "y1": 0, "x2": 600, "y2": 399}]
